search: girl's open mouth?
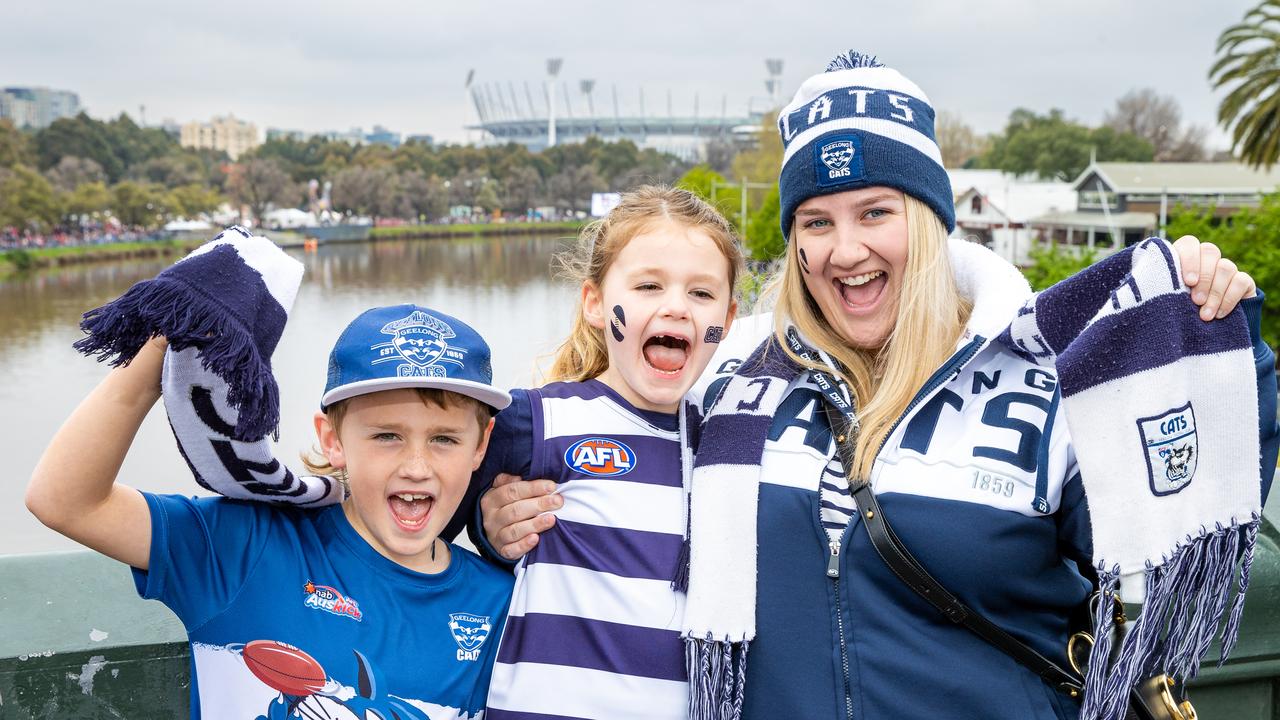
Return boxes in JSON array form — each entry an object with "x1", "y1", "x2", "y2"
[{"x1": 642, "y1": 334, "x2": 690, "y2": 375}]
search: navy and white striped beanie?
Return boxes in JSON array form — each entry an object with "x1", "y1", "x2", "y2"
[{"x1": 777, "y1": 51, "x2": 954, "y2": 237}]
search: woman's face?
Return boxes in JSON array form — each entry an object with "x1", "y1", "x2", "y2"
[{"x1": 793, "y1": 187, "x2": 909, "y2": 350}]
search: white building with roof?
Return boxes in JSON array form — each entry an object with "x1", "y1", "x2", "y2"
[
  {"x1": 1028, "y1": 161, "x2": 1280, "y2": 256},
  {"x1": 950, "y1": 171, "x2": 1076, "y2": 266}
]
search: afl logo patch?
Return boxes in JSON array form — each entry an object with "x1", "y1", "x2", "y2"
[{"x1": 565, "y1": 437, "x2": 636, "y2": 477}]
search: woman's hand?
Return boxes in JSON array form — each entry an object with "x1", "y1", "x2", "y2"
[
  {"x1": 481, "y1": 473, "x2": 563, "y2": 561},
  {"x1": 1173, "y1": 236, "x2": 1258, "y2": 321}
]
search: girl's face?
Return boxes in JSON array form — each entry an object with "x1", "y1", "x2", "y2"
[
  {"x1": 793, "y1": 187, "x2": 909, "y2": 350},
  {"x1": 584, "y1": 219, "x2": 737, "y2": 414}
]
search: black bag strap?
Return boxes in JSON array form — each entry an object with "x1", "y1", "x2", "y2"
[{"x1": 821, "y1": 403, "x2": 1086, "y2": 696}]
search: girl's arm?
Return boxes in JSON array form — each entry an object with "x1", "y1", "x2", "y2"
[{"x1": 25, "y1": 337, "x2": 165, "y2": 570}]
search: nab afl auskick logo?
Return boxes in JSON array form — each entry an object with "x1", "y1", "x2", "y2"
[{"x1": 565, "y1": 437, "x2": 636, "y2": 477}]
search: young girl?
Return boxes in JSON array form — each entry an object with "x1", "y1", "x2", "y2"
[{"x1": 477, "y1": 185, "x2": 744, "y2": 719}]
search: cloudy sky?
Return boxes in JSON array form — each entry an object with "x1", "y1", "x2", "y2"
[{"x1": 3, "y1": 0, "x2": 1259, "y2": 149}]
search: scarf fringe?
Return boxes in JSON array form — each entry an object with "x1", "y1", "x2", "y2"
[
  {"x1": 1079, "y1": 516, "x2": 1259, "y2": 720},
  {"x1": 686, "y1": 635, "x2": 749, "y2": 720},
  {"x1": 75, "y1": 274, "x2": 280, "y2": 441}
]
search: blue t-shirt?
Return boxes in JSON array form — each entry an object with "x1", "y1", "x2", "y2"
[{"x1": 133, "y1": 493, "x2": 513, "y2": 720}]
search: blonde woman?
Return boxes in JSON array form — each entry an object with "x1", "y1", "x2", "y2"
[{"x1": 479, "y1": 53, "x2": 1274, "y2": 720}]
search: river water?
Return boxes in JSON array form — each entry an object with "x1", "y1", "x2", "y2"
[{"x1": 2, "y1": 234, "x2": 575, "y2": 555}]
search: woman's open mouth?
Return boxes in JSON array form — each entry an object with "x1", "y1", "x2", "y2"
[{"x1": 836, "y1": 270, "x2": 887, "y2": 310}]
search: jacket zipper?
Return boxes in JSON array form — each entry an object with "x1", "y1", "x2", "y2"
[
  {"x1": 828, "y1": 531, "x2": 854, "y2": 720},
  {"x1": 825, "y1": 336, "x2": 987, "y2": 719}
]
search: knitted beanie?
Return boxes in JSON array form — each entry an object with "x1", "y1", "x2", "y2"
[{"x1": 777, "y1": 51, "x2": 954, "y2": 237}]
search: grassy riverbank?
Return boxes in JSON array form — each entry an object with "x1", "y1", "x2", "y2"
[
  {"x1": 367, "y1": 221, "x2": 586, "y2": 241},
  {"x1": 0, "y1": 239, "x2": 204, "y2": 275},
  {"x1": 0, "y1": 222, "x2": 587, "y2": 278}
]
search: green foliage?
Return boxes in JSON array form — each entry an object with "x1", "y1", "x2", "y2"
[
  {"x1": 0, "y1": 165, "x2": 61, "y2": 232},
  {"x1": 980, "y1": 108, "x2": 1153, "y2": 180},
  {"x1": 1020, "y1": 242, "x2": 1098, "y2": 291},
  {"x1": 0, "y1": 119, "x2": 34, "y2": 169},
  {"x1": 677, "y1": 165, "x2": 740, "y2": 226},
  {"x1": 111, "y1": 180, "x2": 168, "y2": 228},
  {"x1": 1212, "y1": 0, "x2": 1280, "y2": 169},
  {"x1": 1167, "y1": 193, "x2": 1280, "y2": 348},
  {"x1": 167, "y1": 184, "x2": 224, "y2": 218},
  {"x1": 15, "y1": 112, "x2": 693, "y2": 231},
  {"x1": 2, "y1": 248, "x2": 35, "y2": 271},
  {"x1": 744, "y1": 185, "x2": 784, "y2": 261}
]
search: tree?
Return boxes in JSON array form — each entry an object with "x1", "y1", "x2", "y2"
[
  {"x1": 64, "y1": 181, "x2": 113, "y2": 222},
  {"x1": 35, "y1": 113, "x2": 123, "y2": 181},
  {"x1": 936, "y1": 111, "x2": 991, "y2": 168},
  {"x1": 1020, "y1": 243, "x2": 1097, "y2": 292},
  {"x1": 227, "y1": 158, "x2": 295, "y2": 225},
  {"x1": 131, "y1": 154, "x2": 207, "y2": 188},
  {"x1": 547, "y1": 165, "x2": 603, "y2": 214},
  {"x1": 982, "y1": 108, "x2": 1153, "y2": 180},
  {"x1": 331, "y1": 165, "x2": 399, "y2": 221},
  {"x1": 744, "y1": 186, "x2": 785, "y2": 261},
  {"x1": 1167, "y1": 193, "x2": 1280, "y2": 348},
  {"x1": 1103, "y1": 89, "x2": 1207, "y2": 162},
  {"x1": 167, "y1": 184, "x2": 224, "y2": 218},
  {"x1": 0, "y1": 165, "x2": 60, "y2": 232},
  {"x1": 730, "y1": 113, "x2": 783, "y2": 185},
  {"x1": 398, "y1": 171, "x2": 448, "y2": 222},
  {"x1": 111, "y1": 180, "x2": 168, "y2": 228},
  {"x1": 44, "y1": 156, "x2": 106, "y2": 192},
  {"x1": 676, "y1": 165, "x2": 738, "y2": 226},
  {"x1": 0, "y1": 119, "x2": 33, "y2": 169},
  {"x1": 499, "y1": 165, "x2": 543, "y2": 215},
  {"x1": 1212, "y1": 0, "x2": 1280, "y2": 169}
]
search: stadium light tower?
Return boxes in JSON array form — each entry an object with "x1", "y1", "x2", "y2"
[
  {"x1": 580, "y1": 79, "x2": 596, "y2": 117},
  {"x1": 765, "y1": 58, "x2": 784, "y2": 107},
  {"x1": 546, "y1": 58, "x2": 563, "y2": 148},
  {"x1": 464, "y1": 69, "x2": 476, "y2": 144}
]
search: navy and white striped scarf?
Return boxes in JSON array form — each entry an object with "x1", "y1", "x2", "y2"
[
  {"x1": 682, "y1": 238, "x2": 1260, "y2": 720},
  {"x1": 75, "y1": 227, "x2": 344, "y2": 506}
]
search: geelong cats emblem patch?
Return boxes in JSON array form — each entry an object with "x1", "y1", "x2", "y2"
[{"x1": 1137, "y1": 403, "x2": 1198, "y2": 496}]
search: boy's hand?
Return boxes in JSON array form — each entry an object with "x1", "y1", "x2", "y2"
[{"x1": 481, "y1": 473, "x2": 561, "y2": 561}]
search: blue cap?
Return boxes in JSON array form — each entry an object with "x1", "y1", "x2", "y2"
[{"x1": 321, "y1": 305, "x2": 511, "y2": 412}]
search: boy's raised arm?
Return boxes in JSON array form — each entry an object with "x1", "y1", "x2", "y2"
[{"x1": 25, "y1": 337, "x2": 166, "y2": 570}]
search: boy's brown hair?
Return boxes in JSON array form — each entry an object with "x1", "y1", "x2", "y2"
[{"x1": 302, "y1": 388, "x2": 493, "y2": 477}]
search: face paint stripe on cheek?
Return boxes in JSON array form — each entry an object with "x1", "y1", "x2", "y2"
[
  {"x1": 610, "y1": 305, "x2": 626, "y2": 343},
  {"x1": 704, "y1": 326, "x2": 723, "y2": 344},
  {"x1": 799, "y1": 247, "x2": 811, "y2": 274}
]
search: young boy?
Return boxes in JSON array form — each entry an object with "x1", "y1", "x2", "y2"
[{"x1": 26, "y1": 304, "x2": 515, "y2": 720}]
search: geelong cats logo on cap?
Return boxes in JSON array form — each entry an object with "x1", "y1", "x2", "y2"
[
  {"x1": 815, "y1": 134, "x2": 865, "y2": 187},
  {"x1": 1137, "y1": 403, "x2": 1198, "y2": 496},
  {"x1": 373, "y1": 310, "x2": 467, "y2": 378},
  {"x1": 565, "y1": 437, "x2": 636, "y2": 477}
]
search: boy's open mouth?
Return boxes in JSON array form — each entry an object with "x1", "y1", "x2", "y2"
[
  {"x1": 642, "y1": 334, "x2": 690, "y2": 375},
  {"x1": 388, "y1": 492, "x2": 433, "y2": 532}
]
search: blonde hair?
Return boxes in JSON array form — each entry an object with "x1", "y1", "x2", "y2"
[
  {"x1": 766, "y1": 194, "x2": 971, "y2": 482},
  {"x1": 546, "y1": 185, "x2": 746, "y2": 383},
  {"x1": 301, "y1": 388, "x2": 493, "y2": 478}
]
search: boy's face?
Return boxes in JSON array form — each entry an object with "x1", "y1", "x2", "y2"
[{"x1": 315, "y1": 389, "x2": 492, "y2": 572}]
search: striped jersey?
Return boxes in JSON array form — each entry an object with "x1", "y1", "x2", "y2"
[{"x1": 483, "y1": 379, "x2": 692, "y2": 720}]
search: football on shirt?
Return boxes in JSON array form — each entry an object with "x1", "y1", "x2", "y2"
[{"x1": 242, "y1": 640, "x2": 327, "y2": 696}]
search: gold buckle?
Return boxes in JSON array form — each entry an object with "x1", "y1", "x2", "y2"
[
  {"x1": 1067, "y1": 631, "x2": 1093, "y2": 675},
  {"x1": 1155, "y1": 675, "x2": 1197, "y2": 720}
]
